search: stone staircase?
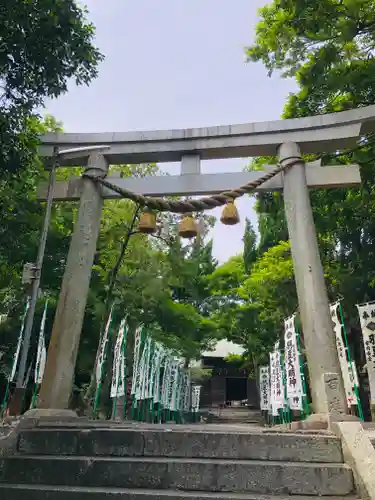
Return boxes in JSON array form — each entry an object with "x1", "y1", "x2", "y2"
[
  {"x1": 0, "y1": 421, "x2": 358, "y2": 499},
  {"x1": 204, "y1": 407, "x2": 263, "y2": 425}
]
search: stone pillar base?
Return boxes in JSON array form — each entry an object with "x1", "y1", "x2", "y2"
[
  {"x1": 23, "y1": 408, "x2": 77, "y2": 419},
  {"x1": 270, "y1": 413, "x2": 360, "y2": 433},
  {"x1": 7, "y1": 388, "x2": 26, "y2": 416},
  {"x1": 19, "y1": 408, "x2": 78, "y2": 429},
  {"x1": 290, "y1": 412, "x2": 360, "y2": 431}
]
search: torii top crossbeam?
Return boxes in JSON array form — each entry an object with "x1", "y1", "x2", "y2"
[{"x1": 39, "y1": 105, "x2": 375, "y2": 166}]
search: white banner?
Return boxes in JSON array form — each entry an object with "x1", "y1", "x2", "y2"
[
  {"x1": 131, "y1": 325, "x2": 143, "y2": 396},
  {"x1": 357, "y1": 303, "x2": 375, "y2": 403},
  {"x1": 95, "y1": 306, "x2": 113, "y2": 387},
  {"x1": 110, "y1": 318, "x2": 126, "y2": 398},
  {"x1": 284, "y1": 316, "x2": 303, "y2": 400},
  {"x1": 183, "y1": 372, "x2": 191, "y2": 412},
  {"x1": 143, "y1": 338, "x2": 153, "y2": 399},
  {"x1": 259, "y1": 365, "x2": 270, "y2": 411},
  {"x1": 136, "y1": 336, "x2": 148, "y2": 401},
  {"x1": 10, "y1": 298, "x2": 30, "y2": 382},
  {"x1": 117, "y1": 353, "x2": 126, "y2": 398},
  {"x1": 349, "y1": 359, "x2": 359, "y2": 388},
  {"x1": 169, "y1": 361, "x2": 179, "y2": 411},
  {"x1": 35, "y1": 299, "x2": 48, "y2": 384},
  {"x1": 270, "y1": 348, "x2": 285, "y2": 416},
  {"x1": 161, "y1": 356, "x2": 171, "y2": 408},
  {"x1": 288, "y1": 395, "x2": 303, "y2": 411},
  {"x1": 151, "y1": 343, "x2": 164, "y2": 403},
  {"x1": 176, "y1": 367, "x2": 185, "y2": 412},
  {"x1": 191, "y1": 385, "x2": 202, "y2": 412},
  {"x1": 331, "y1": 303, "x2": 358, "y2": 406}
]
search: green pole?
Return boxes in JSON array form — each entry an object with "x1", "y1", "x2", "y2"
[
  {"x1": 280, "y1": 352, "x2": 290, "y2": 423},
  {"x1": 295, "y1": 321, "x2": 310, "y2": 418},
  {"x1": 92, "y1": 306, "x2": 113, "y2": 419},
  {"x1": 135, "y1": 331, "x2": 146, "y2": 421},
  {"x1": 131, "y1": 328, "x2": 143, "y2": 421},
  {"x1": 131, "y1": 396, "x2": 136, "y2": 420},
  {"x1": 338, "y1": 302, "x2": 364, "y2": 421},
  {"x1": 112, "y1": 320, "x2": 128, "y2": 420},
  {"x1": 156, "y1": 367, "x2": 162, "y2": 423},
  {"x1": 121, "y1": 323, "x2": 128, "y2": 420},
  {"x1": 148, "y1": 341, "x2": 155, "y2": 422},
  {"x1": 1, "y1": 298, "x2": 30, "y2": 417},
  {"x1": 30, "y1": 299, "x2": 49, "y2": 410}
]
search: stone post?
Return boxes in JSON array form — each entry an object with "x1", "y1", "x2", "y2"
[
  {"x1": 38, "y1": 153, "x2": 108, "y2": 410},
  {"x1": 111, "y1": 395, "x2": 126, "y2": 421},
  {"x1": 279, "y1": 142, "x2": 346, "y2": 414}
]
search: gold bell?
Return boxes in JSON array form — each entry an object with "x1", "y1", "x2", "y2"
[
  {"x1": 179, "y1": 213, "x2": 198, "y2": 239},
  {"x1": 220, "y1": 201, "x2": 240, "y2": 226},
  {"x1": 138, "y1": 210, "x2": 156, "y2": 234}
]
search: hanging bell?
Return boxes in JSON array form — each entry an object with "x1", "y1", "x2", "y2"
[
  {"x1": 138, "y1": 210, "x2": 157, "y2": 234},
  {"x1": 179, "y1": 213, "x2": 198, "y2": 239},
  {"x1": 220, "y1": 201, "x2": 240, "y2": 226}
]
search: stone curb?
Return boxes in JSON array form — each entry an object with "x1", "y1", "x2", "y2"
[{"x1": 332, "y1": 421, "x2": 375, "y2": 500}]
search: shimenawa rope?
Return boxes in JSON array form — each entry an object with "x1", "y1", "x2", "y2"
[{"x1": 82, "y1": 156, "x2": 301, "y2": 214}]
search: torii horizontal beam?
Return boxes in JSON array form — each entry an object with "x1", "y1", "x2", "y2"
[
  {"x1": 38, "y1": 105, "x2": 375, "y2": 166},
  {"x1": 37, "y1": 163, "x2": 361, "y2": 201}
]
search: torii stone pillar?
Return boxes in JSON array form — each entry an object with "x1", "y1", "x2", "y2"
[
  {"x1": 279, "y1": 142, "x2": 346, "y2": 415},
  {"x1": 38, "y1": 152, "x2": 108, "y2": 410}
]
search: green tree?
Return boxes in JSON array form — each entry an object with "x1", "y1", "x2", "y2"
[
  {"x1": 208, "y1": 242, "x2": 296, "y2": 376},
  {"x1": 246, "y1": 0, "x2": 375, "y2": 113},
  {"x1": 242, "y1": 0, "x2": 375, "y2": 391},
  {"x1": 0, "y1": 0, "x2": 103, "y2": 175},
  {"x1": 150, "y1": 222, "x2": 221, "y2": 363},
  {"x1": 243, "y1": 217, "x2": 258, "y2": 273}
]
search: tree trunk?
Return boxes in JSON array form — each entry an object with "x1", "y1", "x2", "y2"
[{"x1": 83, "y1": 207, "x2": 140, "y2": 408}]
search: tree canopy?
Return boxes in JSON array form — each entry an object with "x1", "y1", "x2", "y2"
[
  {"x1": 235, "y1": 0, "x2": 375, "y2": 375},
  {"x1": 0, "y1": 0, "x2": 103, "y2": 175}
]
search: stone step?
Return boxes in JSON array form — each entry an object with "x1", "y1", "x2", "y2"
[
  {"x1": 0, "y1": 485, "x2": 360, "y2": 500},
  {"x1": 17, "y1": 427, "x2": 344, "y2": 462},
  {"x1": 0, "y1": 456, "x2": 354, "y2": 495},
  {"x1": 205, "y1": 416, "x2": 261, "y2": 424}
]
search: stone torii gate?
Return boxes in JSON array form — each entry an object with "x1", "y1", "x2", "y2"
[{"x1": 36, "y1": 106, "x2": 375, "y2": 416}]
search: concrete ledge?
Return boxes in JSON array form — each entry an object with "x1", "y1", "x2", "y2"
[{"x1": 332, "y1": 421, "x2": 375, "y2": 500}]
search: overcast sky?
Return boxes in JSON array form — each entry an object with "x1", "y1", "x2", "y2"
[{"x1": 45, "y1": 0, "x2": 296, "y2": 263}]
